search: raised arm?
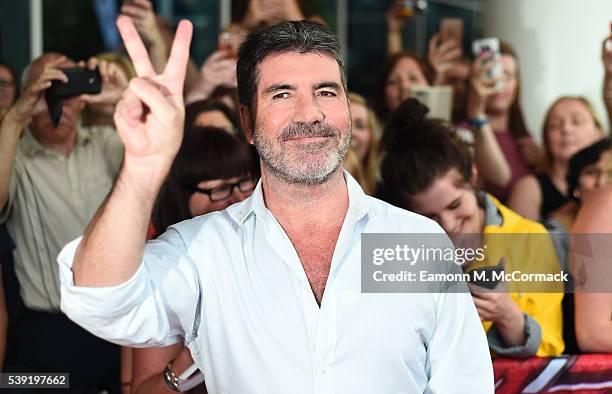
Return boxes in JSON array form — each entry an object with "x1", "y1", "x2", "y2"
[
  {"x1": 0, "y1": 58, "x2": 68, "y2": 213},
  {"x1": 466, "y1": 52, "x2": 512, "y2": 188},
  {"x1": 71, "y1": 16, "x2": 193, "y2": 287},
  {"x1": 386, "y1": 0, "x2": 409, "y2": 56}
]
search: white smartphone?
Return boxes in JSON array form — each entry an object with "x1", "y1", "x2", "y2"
[
  {"x1": 472, "y1": 37, "x2": 504, "y2": 90},
  {"x1": 409, "y1": 85, "x2": 453, "y2": 122}
]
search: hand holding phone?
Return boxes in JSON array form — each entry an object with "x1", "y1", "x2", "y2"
[
  {"x1": 408, "y1": 85, "x2": 453, "y2": 121},
  {"x1": 218, "y1": 26, "x2": 246, "y2": 59},
  {"x1": 467, "y1": 258, "x2": 505, "y2": 291},
  {"x1": 440, "y1": 18, "x2": 463, "y2": 48},
  {"x1": 472, "y1": 37, "x2": 504, "y2": 92}
]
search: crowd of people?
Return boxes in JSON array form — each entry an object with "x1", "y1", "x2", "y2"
[{"x1": 0, "y1": 0, "x2": 611, "y2": 393}]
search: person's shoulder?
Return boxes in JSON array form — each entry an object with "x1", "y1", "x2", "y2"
[
  {"x1": 574, "y1": 185, "x2": 612, "y2": 233},
  {"x1": 364, "y1": 195, "x2": 444, "y2": 234}
]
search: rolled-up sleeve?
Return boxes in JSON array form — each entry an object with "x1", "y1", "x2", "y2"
[{"x1": 59, "y1": 227, "x2": 201, "y2": 348}]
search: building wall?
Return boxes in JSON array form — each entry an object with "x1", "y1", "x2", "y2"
[{"x1": 485, "y1": 0, "x2": 612, "y2": 140}]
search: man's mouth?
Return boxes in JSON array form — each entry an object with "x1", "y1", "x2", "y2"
[{"x1": 284, "y1": 135, "x2": 331, "y2": 142}]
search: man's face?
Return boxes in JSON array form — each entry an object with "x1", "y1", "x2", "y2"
[
  {"x1": 247, "y1": 52, "x2": 351, "y2": 185},
  {"x1": 28, "y1": 54, "x2": 84, "y2": 144}
]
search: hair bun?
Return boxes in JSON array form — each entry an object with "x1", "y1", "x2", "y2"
[{"x1": 382, "y1": 98, "x2": 430, "y2": 151}]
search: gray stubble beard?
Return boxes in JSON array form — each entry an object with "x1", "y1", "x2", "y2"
[{"x1": 253, "y1": 122, "x2": 351, "y2": 186}]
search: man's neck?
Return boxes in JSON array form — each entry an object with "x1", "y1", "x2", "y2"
[
  {"x1": 261, "y1": 168, "x2": 349, "y2": 229},
  {"x1": 33, "y1": 127, "x2": 78, "y2": 157}
]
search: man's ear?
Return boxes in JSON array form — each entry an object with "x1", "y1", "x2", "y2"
[
  {"x1": 239, "y1": 104, "x2": 254, "y2": 144},
  {"x1": 469, "y1": 163, "x2": 479, "y2": 188}
]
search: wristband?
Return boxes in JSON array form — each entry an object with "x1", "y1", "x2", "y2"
[{"x1": 467, "y1": 117, "x2": 490, "y2": 131}]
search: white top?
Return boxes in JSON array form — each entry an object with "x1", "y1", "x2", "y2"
[{"x1": 58, "y1": 173, "x2": 494, "y2": 394}]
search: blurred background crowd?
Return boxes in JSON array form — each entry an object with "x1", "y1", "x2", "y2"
[{"x1": 1, "y1": 0, "x2": 612, "y2": 393}]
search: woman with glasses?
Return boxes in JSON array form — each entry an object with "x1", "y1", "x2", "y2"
[
  {"x1": 131, "y1": 126, "x2": 258, "y2": 394},
  {"x1": 0, "y1": 61, "x2": 17, "y2": 117}
]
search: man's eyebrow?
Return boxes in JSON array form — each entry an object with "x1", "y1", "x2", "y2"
[
  {"x1": 262, "y1": 83, "x2": 295, "y2": 96},
  {"x1": 314, "y1": 81, "x2": 342, "y2": 90}
]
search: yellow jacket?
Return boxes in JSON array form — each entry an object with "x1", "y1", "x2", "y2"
[{"x1": 469, "y1": 194, "x2": 565, "y2": 357}]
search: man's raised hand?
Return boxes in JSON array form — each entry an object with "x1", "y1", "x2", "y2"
[{"x1": 114, "y1": 15, "x2": 192, "y2": 168}]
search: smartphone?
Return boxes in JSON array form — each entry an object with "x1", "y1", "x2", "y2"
[
  {"x1": 468, "y1": 258, "x2": 505, "y2": 290},
  {"x1": 44, "y1": 67, "x2": 101, "y2": 127},
  {"x1": 46, "y1": 67, "x2": 102, "y2": 98},
  {"x1": 408, "y1": 85, "x2": 453, "y2": 121},
  {"x1": 440, "y1": 18, "x2": 463, "y2": 48},
  {"x1": 218, "y1": 28, "x2": 246, "y2": 59},
  {"x1": 472, "y1": 37, "x2": 504, "y2": 90}
]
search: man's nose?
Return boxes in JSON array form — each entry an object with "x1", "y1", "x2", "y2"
[{"x1": 292, "y1": 93, "x2": 325, "y2": 124}]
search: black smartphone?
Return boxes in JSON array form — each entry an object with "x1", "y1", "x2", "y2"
[
  {"x1": 47, "y1": 67, "x2": 101, "y2": 98},
  {"x1": 44, "y1": 67, "x2": 102, "y2": 127},
  {"x1": 467, "y1": 258, "x2": 505, "y2": 290}
]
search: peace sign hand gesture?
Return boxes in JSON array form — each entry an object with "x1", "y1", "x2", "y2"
[{"x1": 114, "y1": 15, "x2": 193, "y2": 169}]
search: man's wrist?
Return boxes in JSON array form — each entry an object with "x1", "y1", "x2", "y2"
[
  {"x1": 121, "y1": 155, "x2": 174, "y2": 194},
  {"x1": 1, "y1": 109, "x2": 27, "y2": 137}
]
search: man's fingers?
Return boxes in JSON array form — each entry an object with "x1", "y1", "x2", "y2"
[
  {"x1": 121, "y1": 5, "x2": 148, "y2": 19},
  {"x1": 163, "y1": 19, "x2": 193, "y2": 90},
  {"x1": 87, "y1": 57, "x2": 99, "y2": 70},
  {"x1": 133, "y1": 0, "x2": 153, "y2": 10},
  {"x1": 129, "y1": 77, "x2": 173, "y2": 117},
  {"x1": 117, "y1": 15, "x2": 156, "y2": 77},
  {"x1": 46, "y1": 55, "x2": 67, "y2": 68}
]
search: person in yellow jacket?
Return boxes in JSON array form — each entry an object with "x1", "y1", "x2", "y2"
[{"x1": 379, "y1": 98, "x2": 565, "y2": 357}]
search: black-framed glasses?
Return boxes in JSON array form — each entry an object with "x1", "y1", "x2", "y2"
[
  {"x1": 0, "y1": 79, "x2": 14, "y2": 89},
  {"x1": 190, "y1": 175, "x2": 257, "y2": 202}
]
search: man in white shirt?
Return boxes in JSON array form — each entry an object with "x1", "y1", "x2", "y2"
[{"x1": 59, "y1": 16, "x2": 494, "y2": 393}]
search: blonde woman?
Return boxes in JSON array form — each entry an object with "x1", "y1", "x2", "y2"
[
  {"x1": 348, "y1": 92, "x2": 381, "y2": 195},
  {"x1": 508, "y1": 97, "x2": 603, "y2": 221}
]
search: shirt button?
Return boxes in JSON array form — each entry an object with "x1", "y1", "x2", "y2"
[
  {"x1": 319, "y1": 368, "x2": 327, "y2": 376},
  {"x1": 309, "y1": 310, "x2": 317, "y2": 318}
]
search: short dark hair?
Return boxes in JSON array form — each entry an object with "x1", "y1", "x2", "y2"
[
  {"x1": 152, "y1": 126, "x2": 256, "y2": 234},
  {"x1": 236, "y1": 20, "x2": 346, "y2": 113},
  {"x1": 379, "y1": 98, "x2": 472, "y2": 208},
  {"x1": 185, "y1": 99, "x2": 242, "y2": 136},
  {"x1": 567, "y1": 137, "x2": 612, "y2": 200}
]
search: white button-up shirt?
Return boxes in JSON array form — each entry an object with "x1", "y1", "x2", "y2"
[{"x1": 59, "y1": 173, "x2": 493, "y2": 393}]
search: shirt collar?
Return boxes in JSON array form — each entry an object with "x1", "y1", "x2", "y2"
[
  {"x1": 480, "y1": 192, "x2": 503, "y2": 227},
  {"x1": 22, "y1": 123, "x2": 91, "y2": 158},
  {"x1": 227, "y1": 170, "x2": 371, "y2": 226}
]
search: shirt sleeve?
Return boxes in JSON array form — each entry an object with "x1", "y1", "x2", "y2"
[
  {"x1": 487, "y1": 314, "x2": 542, "y2": 357},
  {"x1": 0, "y1": 164, "x2": 17, "y2": 224},
  {"x1": 58, "y1": 226, "x2": 201, "y2": 348},
  {"x1": 425, "y1": 291, "x2": 495, "y2": 394}
]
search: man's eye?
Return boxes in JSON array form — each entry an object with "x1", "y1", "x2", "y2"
[
  {"x1": 319, "y1": 90, "x2": 336, "y2": 97},
  {"x1": 273, "y1": 92, "x2": 290, "y2": 99}
]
